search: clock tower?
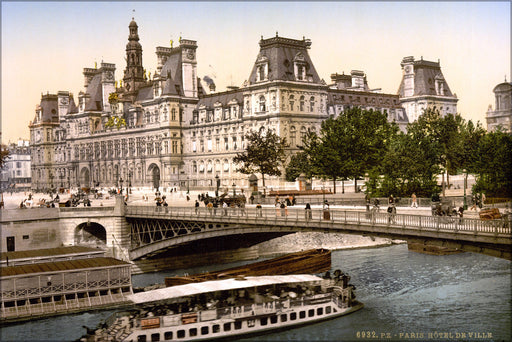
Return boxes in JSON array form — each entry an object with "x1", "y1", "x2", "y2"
[{"x1": 122, "y1": 18, "x2": 145, "y2": 100}]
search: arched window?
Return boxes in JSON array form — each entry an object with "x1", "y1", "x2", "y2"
[
  {"x1": 259, "y1": 95, "x2": 266, "y2": 112},
  {"x1": 299, "y1": 96, "x2": 305, "y2": 111},
  {"x1": 309, "y1": 96, "x2": 315, "y2": 112},
  {"x1": 300, "y1": 126, "x2": 307, "y2": 141},
  {"x1": 290, "y1": 126, "x2": 296, "y2": 146},
  {"x1": 289, "y1": 95, "x2": 295, "y2": 111}
]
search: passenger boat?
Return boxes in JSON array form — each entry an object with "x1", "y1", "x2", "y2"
[
  {"x1": 164, "y1": 248, "x2": 332, "y2": 286},
  {"x1": 80, "y1": 273, "x2": 363, "y2": 341}
]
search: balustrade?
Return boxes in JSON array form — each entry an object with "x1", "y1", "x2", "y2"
[{"x1": 126, "y1": 205, "x2": 511, "y2": 259}]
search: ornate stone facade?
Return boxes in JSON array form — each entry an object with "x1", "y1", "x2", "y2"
[
  {"x1": 397, "y1": 56, "x2": 458, "y2": 122},
  {"x1": 486, "y1": 80, "x2": 512, "y2": 132},
  {"x1": 29, "y1": 19, "x2": 412, "y2": 192}
]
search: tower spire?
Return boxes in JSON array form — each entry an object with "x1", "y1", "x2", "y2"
[{"x1": 122, "y1": 17, "x2": 145, "y2": 98}]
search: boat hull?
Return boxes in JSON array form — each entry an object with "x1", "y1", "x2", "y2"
[{"x1": 119, "y1": 300, "x2": 363, "y2": 342}]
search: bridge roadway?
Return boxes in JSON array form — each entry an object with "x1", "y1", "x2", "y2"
[{"x1": 125, "y1": 206, "x2": 512, "y2": 261}]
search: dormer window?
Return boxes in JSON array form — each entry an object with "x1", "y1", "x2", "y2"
[
  {"x1": 255, "y1": 55, "x2": 269, "y2": 82},
  {"x1": 258, "y1": 66, "x2": 265, "y2": 81},
  {"x1": 294, "y1": 53, "x2": 306, "y2": 81}
]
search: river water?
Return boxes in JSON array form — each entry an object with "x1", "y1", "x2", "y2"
[{"x1": 1, "y1": 244, "x2": 510, "y2": 341}]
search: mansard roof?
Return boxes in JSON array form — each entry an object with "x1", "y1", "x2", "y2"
[
  {"x1": 197, "y1": 89, "x2": 244, "y2": 109},
  {"x1": 160, "y1": 51, "x2": 183, "y2": 92},
  {"x1": 39, "y1": 94, "x2": 59, "y2": 123},
  {"x1": 247, "y1": 36, "x2": 322, "y2": 84},
  {"x1": 397, "y1": 58, "x2": 455, "y2": 98},
  {"x1": 162, "y1": 75, "x2": 183, "y2": 96},
  {"x1": 67, "y1": 94, "x2": 78, "y2": 114},
  {"x1": 84, "y1": 73, "x2": 104, "y2": 111},
  {"x1": 136, "y1": 85, "x2": 154, "y2": 102}
]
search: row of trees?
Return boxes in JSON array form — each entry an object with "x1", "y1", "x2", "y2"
[{"x1": 234, "y1": 108, "x2": 511, "y2": 198}]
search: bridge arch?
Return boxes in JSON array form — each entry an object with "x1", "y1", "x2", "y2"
[{"x1": 74, "y1": 222, "x2": 107, "y2": 246}]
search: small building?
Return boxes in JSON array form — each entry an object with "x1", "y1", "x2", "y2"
[
  {"x1": 0, "y1": 246, "x2": 132, "y2": 322},
  {"x1": 486, "y1": 79, "x2": 512, "y2": 132},
  {"x1": 0, "y1": 139, "x2": 31, "y2": 192}
]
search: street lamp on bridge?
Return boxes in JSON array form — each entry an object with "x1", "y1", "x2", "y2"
[{"x1": 463, "y1": 169, "x2": 468, "y2": 210}]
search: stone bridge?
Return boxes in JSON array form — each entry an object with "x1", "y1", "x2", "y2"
[
  {"x1": 0, "y1": 197, "x2": 130, "y2": 261},
  {"x1": 2, "y1": 197, "x2": 510, "y2": 264}
]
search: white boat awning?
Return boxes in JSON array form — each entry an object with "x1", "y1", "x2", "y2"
[{"x1": 128, "y1": 274, "x2": 322, "y2": 304}]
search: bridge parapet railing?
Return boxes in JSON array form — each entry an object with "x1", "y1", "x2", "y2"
[{"x1": 126, "y1": 206, "x2": 511, "y2": 239}]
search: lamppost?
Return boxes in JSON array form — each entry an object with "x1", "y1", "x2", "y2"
[
  {"x1": 322, "y1": 178, "x2": 326, "y2": 204},
  {"x1": 463, "y1": 169, "x2": 467, "y2": 210},
  {"x1": 128, "y1": 171, "x2": 132, "y2": 194},
  {"x1": 232, "y1": 183, "x2": 236, "y2": 197},
  {"x1": 49, "y1": 172, "x2": 54, "y2": 195},
  {"x1": 215, "y1": 174, "x2": 220, "y2": 197}
]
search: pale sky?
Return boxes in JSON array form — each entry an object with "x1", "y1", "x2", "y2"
[{"x1": 1, "y1": 1, "x2": 510, "y2": 143}]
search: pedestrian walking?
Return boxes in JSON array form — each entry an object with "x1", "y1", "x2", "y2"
[
  {"x1": 222, "y1": 201, "x2": 228, "y2": 216},
  {"x1": 280, "y1": 201, "x2": 286, "y2": 217},
  {"x1": 256, "y1": 203, "x2": 263, "y2": 217},
  {"x1": 411, "y1": 193, "x2": 418, "y2": 208},
  {"x1": 387, "y1": 204, "x2": 396, "y2": 223},
  {"x1": 305, "y1": 203, "x2": 312, "y2": 220},
  {"x1": 458, "y1": 206, "x2": 464, "y2": 224},
  {"x1": 323, "y1": 200, "x2": 330, "y2": 220},
  {"x1": 195, "y1": 200, "x2": 200, "y2": 215},
  {"x1": 207, "y1": 201, "x2": 213, "y2": 216}
]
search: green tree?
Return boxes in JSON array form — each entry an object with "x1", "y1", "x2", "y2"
[
  {"x1": 376, "y1": 129, "x2": 441, "y2": 197},
  {"x1": 470, "y1": 129, "x2": 512, "y2": 198},
  {"x1": 301, "y1": 118, "x2": 349, "y2": 193},
  {"x1": 302, "y1": 108, "x2": 396, "y2": 193},
  {"x1": 285, "y1": 151, "x2": 313, "y2": 182},
  {"x1": 233, "y1": 128, "x2": 287, "y2": 192}
]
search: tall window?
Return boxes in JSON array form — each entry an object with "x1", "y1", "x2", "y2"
[
  {"x1": 224, "y1": 137, "x2": 229, "y2": 150},
  {"x1": 309, "y1": 96, "x2": 315, "y2": 112},
  {"x1": 171, "y1": 108, "x2": 177, "y2": 121},
  {"x1": 290, "y1": 126, "x2": 296, "y2": 146},
  {"x1": 289, "y1": 95, "x2": 295, "y2": 111},
  {"x1": 297, "y1": 65, "x2": 304, "y2": 80},
  {"x1": 258, "y1": 66, "x2": 265, "y2": 81},
  {"x1": 299, "y1": 96, "x2": 305, "y2": 111},
  {"x1": 172, "y1": 140, "x2": 178, "y2": 154},
  {"x1": 300, "y1": 126, "x2": 307, "y2": 141},
  {"x1": 259, "y1": 95, "x2": 266, "y2": 112}
]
